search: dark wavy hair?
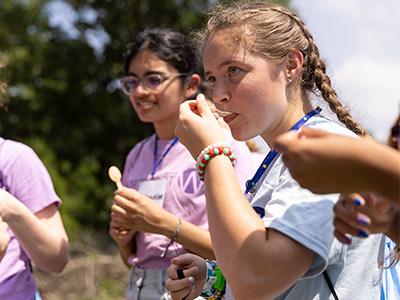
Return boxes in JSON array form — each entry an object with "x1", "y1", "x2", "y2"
[{"x1": 123, "y1": 28, "x2": 199, "y2": 77}]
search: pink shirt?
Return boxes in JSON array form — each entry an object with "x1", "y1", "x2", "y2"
[
  {"x1": 122, "y1": 130, "x2": 259, "y2": 269},
  {"x1": 0, "y1": 137, "x2": 61, "y2": 299}
]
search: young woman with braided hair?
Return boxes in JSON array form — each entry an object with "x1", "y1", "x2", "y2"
[{"x1": 165, "y1": 2, "x2": 384, "y2": 299}]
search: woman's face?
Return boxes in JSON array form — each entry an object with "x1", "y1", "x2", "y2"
[
  {"x1": 127, "y1": 50, "x2": 187, "y2": 127},
  {"x1": 203, "y1": 30, "x2": 293, "y2": 143}
]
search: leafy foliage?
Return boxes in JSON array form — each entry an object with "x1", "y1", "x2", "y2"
[{"x1": 0, "y1": 0, "x2": 289, "y2": 238}]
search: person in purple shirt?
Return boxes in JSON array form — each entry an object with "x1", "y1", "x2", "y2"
[
  {"x1": 0, "y1": 54, "x2": 69, "y2": 299},
  {"x1": 108, "y1": 28, "x2": 258, "y2": 300}
]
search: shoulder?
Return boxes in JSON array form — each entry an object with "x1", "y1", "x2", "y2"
[
  {"x1": 126, "y1": 135, "x2": 155, "y2": 159},
  {"x1": 0, "y1": 139, "x2": 41, "y2": 166},
  {"x1": 305, "y1": 115, "x2": 358, "y2": 138}
]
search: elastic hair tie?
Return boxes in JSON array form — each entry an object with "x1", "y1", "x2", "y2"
[{"x1": 195, "y1": 142, "x2": 235, "y2": 181}]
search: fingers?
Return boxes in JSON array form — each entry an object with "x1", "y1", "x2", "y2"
[
  {"x1": 170, "y1": 253, "x2": 195, "y2": 267},
  {"x1": 333, "y1": 229, "x2": 352, "y2": 245},
  {"x1": 333, "y1": 194, "x2": 371, "y2": 243},
  {"x1": 274, "y1": 131, "x2": 300, "y2": 152},
  {"x1": 166, "y1": 262, "x2": 196, "y2": 299},
  {"x1": 195, "y1": 93, "x2": 213, "y2": 117},
  {"x1": 298, "y1": 127, "x2": 330, "y2": 138}
]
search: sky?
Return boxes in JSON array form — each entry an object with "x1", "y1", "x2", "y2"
[{"x1": 290, "y1": 0, "x2": 400, "y2": 142}]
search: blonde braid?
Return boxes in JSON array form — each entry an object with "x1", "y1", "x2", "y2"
[{"x1": 272, "y1": 7, "x2": 366, "y2": 136}]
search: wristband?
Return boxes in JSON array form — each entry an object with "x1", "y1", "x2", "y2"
[
  {"x1": 196, "y1": 142, "x2": 235, "y2": 181},
  {"x1": 201, "y1": 260, "x2": 226, "y2": 300}
]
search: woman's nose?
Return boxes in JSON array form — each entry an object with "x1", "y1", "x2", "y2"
[
  {"x1": 212, "y1": 83, "x2": 230, "y2": 105},
  {"x1": 134, "y1": 83, "x2": 151, "y2": 96}
]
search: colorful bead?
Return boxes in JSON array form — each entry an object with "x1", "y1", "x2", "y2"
[{"x1": 196, "y1": 142, "x2": 235, "y2": 181}]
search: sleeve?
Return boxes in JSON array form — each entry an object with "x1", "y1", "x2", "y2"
[
  {"x1": 1, "y1": 140, "x2": 60, "y2": 214},
  {"x1": 259, "y1": 162, "x2": 339, "y2": 276}
]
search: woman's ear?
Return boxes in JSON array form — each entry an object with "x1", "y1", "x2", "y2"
[
  {"x1": 285, "y1": 49, "x2": 303, "y2": 82},
  {"x1": 184, "y1": 74, "x2": 201, "y2": 99}
]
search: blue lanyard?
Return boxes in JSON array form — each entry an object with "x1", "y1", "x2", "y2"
[
  {"x1": 152, "y1": 135, "x2": 179, "y2": 176},
  {"x1": 245, "y1": 107, "x2": 321, "y2": 194}
]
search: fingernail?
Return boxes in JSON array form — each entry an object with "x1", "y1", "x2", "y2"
[
  {"x1": 353, "y1": 198, "x2": 362, "y2": 206},
  {"x1": 188, "y1": 276, "x2": 194, "y2": 283},
  {"x1": 198, "y1": 93, "x2": 205, "y2": 100},
  {"x1": 357, "y1": 230, "x2": 369, "y2": 238},
  {"x1": 343, "y1": 237, "x2": 351, "y2": 245},
  {"x1": 357, "y1": 216, "x2": 369, "y2": 225}
]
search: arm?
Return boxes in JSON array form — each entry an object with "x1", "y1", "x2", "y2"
[
  {"x1": 274, "y1": 128, "x2": 400, "y2": 203},
  {"x1": 109, "y1": 212, "x2": 136, "y2": 268},
  {"x1": 175, "y1": 95, "x2": 318, "y2": 299},
  {"x1": 111, "y1": 187, "x2": 215, "y2": 260},
  {"x1": 0, "y1": 216, "x2": 10, "y2": 261},
  {"x1": 0, "y1": 190, "x2": 69, "y2": 273}
]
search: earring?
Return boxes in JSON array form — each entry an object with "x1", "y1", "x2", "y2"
[{"x1": 287, "y1": 77, "x2": 293, "y2": 83}]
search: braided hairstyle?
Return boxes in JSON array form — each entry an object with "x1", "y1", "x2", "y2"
[{"x1": 192, "y1": 1, "x2": 366, "y2": 136}]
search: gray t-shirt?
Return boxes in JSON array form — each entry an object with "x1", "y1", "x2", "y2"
[{"x1": 226, "y1": 115, "x2": 384, "y2": 300}]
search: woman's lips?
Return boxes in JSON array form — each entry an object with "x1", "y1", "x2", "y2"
[{"x1": 223, "y1": 113, "x2": 236, "y2": 124}]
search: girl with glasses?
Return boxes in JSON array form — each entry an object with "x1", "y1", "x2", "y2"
[{"x1": 109, "y1": 27, "x2": 258, "y2": 300}]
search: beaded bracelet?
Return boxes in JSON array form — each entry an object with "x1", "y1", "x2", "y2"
[
  {"x1": 196, "y1": 142, "x2": 235, "y2": 181},
  {"x1": 201, "y1": 260, "x2": 226, "y2": 300}
]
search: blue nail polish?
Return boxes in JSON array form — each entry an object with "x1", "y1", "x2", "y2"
[
  {"x1": 357, "y1": 230, "x2": 369, "y2": 238},
  {"x1": 357, "y1": 217, "x2": 369, "y2": 225},
  {"x1": 353, "y1": 198, "x2": 362, "y2": 206}
]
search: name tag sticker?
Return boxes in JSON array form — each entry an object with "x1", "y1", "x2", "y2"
[{"x1": 138, "y1": 179, "x2": 167, "y2": 207}]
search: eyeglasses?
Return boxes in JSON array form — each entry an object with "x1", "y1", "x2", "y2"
[
  {"x1": 392, "y1": 125, "x2": 400, "y2": 142},
  {"x1": 119, "y1": 73, "x2": 188, "y2": 95}
]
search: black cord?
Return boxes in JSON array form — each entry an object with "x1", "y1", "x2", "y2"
[{"x1": 323, "y1": 270, "x2": 339, "y2": 300}]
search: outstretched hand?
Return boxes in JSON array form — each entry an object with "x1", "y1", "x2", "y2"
[
  {"x1": 175, "y1": 93, "x2": 226, "y2": 159},
  {"x1": 165, "y1": 253, "x2": 207, "y2": 300}
]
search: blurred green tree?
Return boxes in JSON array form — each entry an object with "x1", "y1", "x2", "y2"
[{"x1": 0, "y1": 0, "x2": 289, "y2": 240}]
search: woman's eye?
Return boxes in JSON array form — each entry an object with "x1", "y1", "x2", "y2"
[
  {"x1": 228, "y1": 67, "x2": 240, "y2": 77},
  {"x1": 207, "y1": 77, "x2": 216, "y2": 86}
]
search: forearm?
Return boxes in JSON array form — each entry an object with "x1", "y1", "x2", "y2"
[
  {"x1": 174, "y1": 220, "x2": 215, "y2": 260},
  {"x1": 365, "y1": 143, "x2": 400, "y2": 204},
  {"x1": 203, "y1": 156, "x2": 278, "y2": 298},
  {"x1": 157, "y1": 212, "x2": 215, "y2": 259},
  {"x1": 117, "y1": 238, "x2": 135, "y2": 268},
  {"x1": 5, "y1": 202, "x2": 68, "y2": 273},
  {"x1": 203, "y1": 155, "x2": 317, "y2": 299}
]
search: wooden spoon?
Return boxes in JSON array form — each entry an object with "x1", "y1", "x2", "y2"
[
  {"x1": 215, "y1": 108, "x2": 231, "y2": 118},
  {"x1": 108, "y1": 166, "x2": 123, "y2": 189}
]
